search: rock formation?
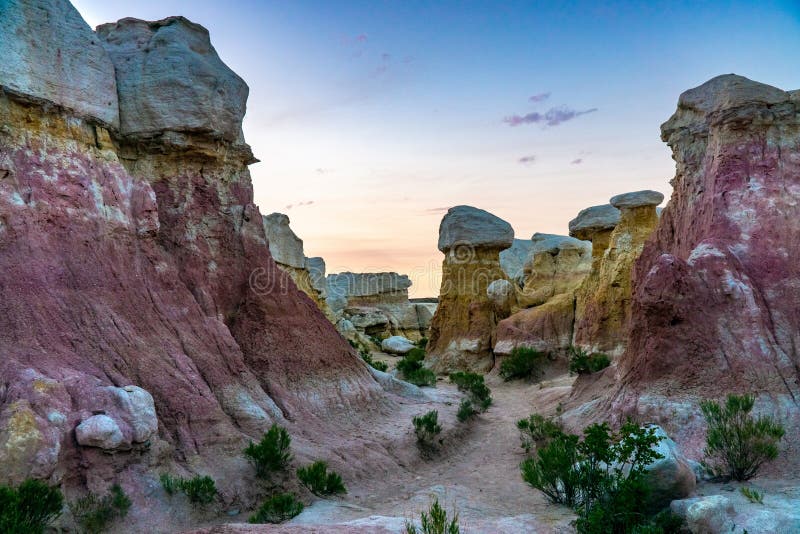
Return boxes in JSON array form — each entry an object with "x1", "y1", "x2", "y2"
[
  {"x1": 500, "y1": 238, "x2": 535, "y2": 286},
  {"x1": 0, "y1": 3, "x2": 388, "y2": 521},
  {"x1": 426, "y1": 206, "x2": 513, "y2": 373},
  {"x1": 572, "y1": 191, "x2": 662, "y2": 355},
  {"x1": 494, "y1": 233, "x2": 592, "y2": 356},
  {"x1": 262, "y1": 212, "x2": 334, "y2": 318},
  {"x1": 327, "y1": 272, "x2": 434, "y2": 344},
  {"x1": 611, "y1": 75, "x2": 800, "y2": 457}
]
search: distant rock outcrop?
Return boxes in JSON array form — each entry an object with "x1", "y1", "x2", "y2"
[
  {"x1": 327, "y1": 272, "x2": 434, "y2": 344},
  {"x1": 0, "y1": 2, "x2": 386, "y2": 512},
  {"x1": 494, "y1": 233, "x2": 592, "y2": 356},
  {"x1": 572, "y1": 191, "x2": 662, "y2": 355},
  {"x1": 500, "y1": 238, "x2": 535, "y2": 286},
  {"x1": 427, "y1": 206, "x2": 513, "y2": 373},
  {"x1": 611, "y1": 75, "x2": 800, "y2": 457}
]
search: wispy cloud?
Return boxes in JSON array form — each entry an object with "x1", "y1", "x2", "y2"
[
  {"x1": 503, "y1": 106, "x2": 598, "y2": 127},
  {"x1": 571, "y1": 158, "x2": 583, "y2": 165},
  {"x1": 528, "y1": 92, "x2": 550, "y2": 103},
  {"x1": 424, "y1": 207, "x2": 450, "y2": 214},
  {"x1": 355, "y1": 33, "x2": 368, "y2": 43},
  {"x1": 518, "y1": 155, "x2": 536, "y2": 165},
  {"x1": 286, "y1": 200, "x2": 315, "y2": 210},
  {"x1": 315, "y1": 168, "x2": 334, "y2": 174}
]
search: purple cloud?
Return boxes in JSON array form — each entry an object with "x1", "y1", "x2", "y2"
[
  {"x1": 518, "y1": 155, "x2": 536, "y2": 165},
  {"x1": 503, "y1": 106, "x2": 598, "y2": 127},
  {"x1": 356, "y1": 34, "x2": 368, "y2": 43},
  {"x1": 571, "y1": 158, "x2": 583, "y2": 165},
  {"x1": 528, "y1": 92, "x2": 550, "y2": 103}
]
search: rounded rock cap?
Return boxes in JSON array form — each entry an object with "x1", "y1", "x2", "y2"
[
  {"x1": 531, "y1": 233, "x2": 592, "y2": 254},
  {"x1": 568, "y1": 204, "x2": 620, "y2": 241},
  {"x1": 438, "y1": 205, "x2": 514, "y2": 252},
  {"x1": 610, "y1": 190, "x2": 664, "y2": 209}
]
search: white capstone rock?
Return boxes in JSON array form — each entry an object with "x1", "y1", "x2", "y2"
[
  {"x1": 437, "y1": 205, "x2": 514, "y2": 252},
  {"x1": 568, "y1": 204, "x2": 621, "y2": 241},
  {"x1": 610, "y1": 190, "x2": 665, "y2": 209},
  {"x1": 500, "y1": 239, "x2": 535, "y2": 286},
  {"x1": 0, "y1": 0, "x2": 119, "y2": 126}
]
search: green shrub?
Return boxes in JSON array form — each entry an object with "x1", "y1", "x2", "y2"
[
  {"x1": 568, "y1": 347, "x2": 611, "y2": 375},
  {"x1": 405, "y1": 496, "x2": 460, "y2": 534},
  {"x1": 69, "y1": 484, "x2": 131, "y2": 534},
  {"x1": 244, "y1": 424, "x2": 293, "y2": 479},
  {"x1": 413, "y1": 410, "x2": 442, "y2": 447},
  {"x1": 161, "y1": 474, "x2": 217, "y2": 505},
  {"x1": 700, "y1": 394, "x2": 785, "y2": 481},
  {"x1": 361, "y1": 351, "x2": 388, "y2": 372},
  {"x1": 296, "y1": 461, "x2": 346, "y2": 496},
  {"x1": 0, "y1": 479, "x2": 63, "y2": 534},
  {"x1": 499, "y1": 347, "x2": 545, "y2": 381},
  {"x1": 248, "y1": 493, "x2": 304, "y2": 523},
  {"x1": 449, "y1": 372, "x2": 492, "y2": 411},
  {"x1": 397, "y1": 349, "x2": 436, "y2": 387},
  {"x1": 517, "y1": 414, "x2": 563, "y2": 454},
  {"x1": 521, "y1": 420, "x2": 665, "y2": 533},
  {"x1": 417, "y1": 337, "x2": 429, "y2": 349},
  {"x1": 740, "y1": 486, "x2": 763, "y2": 504},
  {"x1": 456, "y1": 399, "x2": 476, "y2": 422}
]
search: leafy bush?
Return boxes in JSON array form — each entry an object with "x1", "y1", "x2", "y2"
[
  {"x1": 740, "y1": 486, "x2": 763, "y2": 504},
  {"x1": 296, "y1": 461, "x2": 346, "y2": 496},
  {"x1": 0, "y1": 479, "x2": 63, "y2": 534},
  {"x1": 456, "y1": 399, "x2": 476, "y2": 422},
  {"x1": 397, "y1": 349, "x2": 436, "y2": 387},
  {"x1": 69, "y1": 484, "x2": 131, "y2": 534},
  {"x1": 568, "y1": 347, "x2": 611, "y2": 375},
  {"x1": 405, "y1": 496, "x2": 460, "y2": 534},
  {"x1": 499, "y1": 347, "x2": 545, "y2": 381},
  {"x1": 700, "y1": 393, "x2": 785, "y2": 481},
  {"x1": 449, "y1": 372, "x2": 492, "y2": 411},
  {"x1": 413, "y1": 410, "x2": 442, "y2": 447},
  {"x1": 248, "y1": 493, "x2": 304, "y2": 523},
  {"x1": 161, "y1": 474, "x2": 217, "y2": 505},
  {"x1": 417, "y1": 337, "x2": 429, "y2": 349},
  {"x1": 521, "y1": 420, "x2": 666, "y2": 533},
  {"x1": 517, "y1": 414, "x2": 563, "y2": 454},
  {"x1": 244, "y1": 424, "x2": 293, "y2": 479},
  {"x1": 361, "y1": 351, "x2": 388, "y2": 372}
]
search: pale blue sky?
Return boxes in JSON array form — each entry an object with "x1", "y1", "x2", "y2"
[{"x1": 73, "y1": 0, "x2": 800, "y2": 296}]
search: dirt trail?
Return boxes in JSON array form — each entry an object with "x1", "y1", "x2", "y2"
[{"x1": 290, "y1": 355, "x2": 578, "y2": 531}]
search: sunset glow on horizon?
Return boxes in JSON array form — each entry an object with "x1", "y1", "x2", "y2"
[{"x1": 73, "y1": 0, "x2": 800, "y2": 297}]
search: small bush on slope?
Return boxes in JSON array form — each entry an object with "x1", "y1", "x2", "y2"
[
  {"x1": 69, "y1": 484, "x2": 131, "y2": 534},
  {"x1": 499, "y1": 347, "x2": 546, "y2": 381},
  {"x1": 244, "y1": 424, "x2": 293, "y2": 479},
  {"x1": 413, "y1": 410, "x2": 442, "y2": 448},
  {"x1": 361, "y1": 350, "x2": 388, "y2": 372},
  {"x1": 248, "y1": 493, "x2": 304, "y2": 523},
  {"x1": 405, "y1": 496, "x2": 460, "y2": 534},
  {"x1": 296, "y1": 461, "x2": 346, "y2": 496},
  {"x1": 456, "y1": 399, "x2": 476, "y2": 422},
  {"x1": 449, "y1": 372, "x2": 492, "y2": 411},
  {"x1": 568, "y1": 347, "x2": 611, "y2": 375},
  {"x1": 397, "y1": 348, "x2": 436, "y2": 387},
  {"x1": 700, "y1": 393, "x2": 784, "y2": 481},
  {"x1": 0, "y1": 479, "x2": 63, "y2": 534},
  {"x1": 517, "y1": 413, "x2": 563, "y2": 454},
  {"x1": 160, "y1": 474, "x2": 217, "y2": 505}
]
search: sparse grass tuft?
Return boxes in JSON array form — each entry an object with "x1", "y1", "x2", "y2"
[
  {"x1": 244, "y1": 424, "x2": 293, "y2": 479},
  {"x1": 248, "y1": 493, "x2": 304, "y2": 523},
  {"x1": 499, "y1": 347, "x2": 546, "y2": 381},
  {"x1": 296, "y1": 461, "x2": 346, "y2": 496}
]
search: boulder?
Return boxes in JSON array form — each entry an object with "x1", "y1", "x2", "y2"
[
  {"x1": 672, "y1": 490, "x2": 800, "y2": 534},
  {"x1": 427, "y1": 206, "x2": 512, "y2": 373},
  {"x1": 500, "y1": 238, "x2": 535, "y2": 286},
  {"x1": 641, "y1": 426, "x2": 696, "y2": 510},
  {"x1": 487, "y1": 279, "x2": 517, "y2": 319},
  {"x1": 381, "y1": 336, "x2": 416, "y2": 355},
  {"x1": 96, "y1": 16, "x2": 247, "y2": 141},
  {"x1": 572, "y1": 190, "x2": 662, "y2": 355},
  {"x1": 437, "y1": 205, "x2": 514, "y2": 252},
  {"x1": 75, "y1": 415, "x2": 125, "y2": 450},
  {"x1": 611, "y1": 75, "x2": 800, "y2": 458},
  {"x1": 0, "y1": 0, "x2": 119, "y2": 127}
]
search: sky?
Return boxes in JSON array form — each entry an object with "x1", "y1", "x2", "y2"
[{"x1": 73, "y1": 0, "x2": 800, "y2": 297}]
